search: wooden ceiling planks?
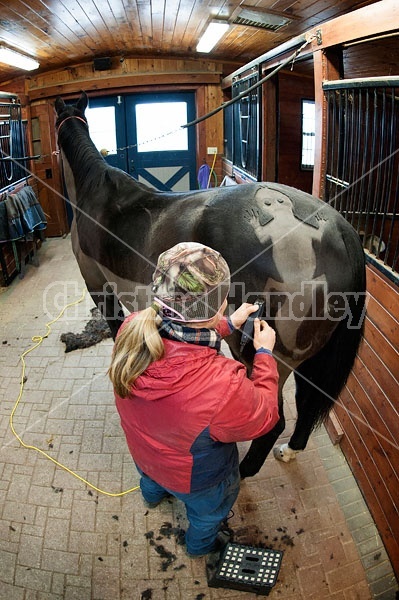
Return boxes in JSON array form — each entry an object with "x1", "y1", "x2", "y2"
[
  {"x1": 0, "y1": 0, "x2": 383, "y2": 83},
  {"x1": 0, "y1": 0, "x2": 55, "y2": 53}
]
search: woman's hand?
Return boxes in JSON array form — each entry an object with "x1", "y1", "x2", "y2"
[
  {"x1": 230, "y1": 303, "x2": 260, "y2": 329},
  {"x1": 253, "y1": 319, "x2": 276, "y2": 352}
]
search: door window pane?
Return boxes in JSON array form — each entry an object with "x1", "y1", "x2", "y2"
[
  {"x1": 85, "y1": 106, "x2": 117, "y2": 155},
  {"x1": 136, "y1": 102, "x2": 188, "y2": 152}
]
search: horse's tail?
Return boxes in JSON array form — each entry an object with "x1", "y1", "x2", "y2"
[{"x1": 294, "y1": 251, "x2": 366, "y2": 431}]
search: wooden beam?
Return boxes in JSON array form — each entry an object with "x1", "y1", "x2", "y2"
[
  {"x1": 28, "y1": 73, "x2": 221, "y2": 101},
  {"x1": 312, "y1": 47, "x2": 342, "y2": 198},
  {"x1": 307, "y1": 0, "x2": 399, "y2": 53}
]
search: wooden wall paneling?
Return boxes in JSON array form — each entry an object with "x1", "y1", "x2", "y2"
[
  {"x1": 26, "y1": 58, "x2": 224, "y2": 100},
  {"x1": 337, "y1": 394, "x2": 399, "y2": 526},
  {"x1": 344, "y1": 350, "x2": 399, "y2": 473},
  {"x1": 345, "y1": 356, "x2": 398, "y2": 453},
  {"x1": 366, "y1": 295, "x2": 399, "y2": 351},
  {"x1": 191, "y1": 82, "x2": 224, "y2": 185},
  {"x1": 366, "y1": 263, "x2": 399, "y2": 314},
  {"x1": 196, "y1": 85, "x2": 207, "y2": 178},
  {"x1": 343, "y1": 36, "x2": 399, "y2": 79},
  {"x1": 337, "y1": 385, "x2": 399, "y2": 522},
  {"x1": 338, "y1": 381, "x2": 398, "y2": 497},
  {"x1": 0, "y1": 77, "x2": 26, "y2": 98},
  {"x1": 336, "y1": 388, "x2": 399, "y2": 578},
  {"x1": 363, "y1": 318, "x2": 399, "y2": 381},
  {"x1": 277, "y1": 71, "x2": 314, "y2": 193},
  {"x1": 357, "y1": 340, "x2": 399, "y2": 418},
  {"x1": 203, "y1": 83, "x2": 224, "y2": 185},
  {"x1": 331, "y1": 261, "x2": 399, "y2": 578},
  {"x1": 29, "y1": 103, "x2": 68, "y2": 237},
  {"x1": 28, "y1": 73, "x2": 221, "y2": 102}
]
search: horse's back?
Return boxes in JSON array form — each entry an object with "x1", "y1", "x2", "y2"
[{"x1": 195, "y1": 182, "x2": 364, "y2": 291}]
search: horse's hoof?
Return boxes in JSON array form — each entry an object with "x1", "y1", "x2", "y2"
[{"x1": 273, "y1": 443, "x2": 299, "y2": 463}]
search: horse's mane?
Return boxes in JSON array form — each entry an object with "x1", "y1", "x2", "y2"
[{"x1": 59, "y1": 119, "x2": 141, "y2": 195}]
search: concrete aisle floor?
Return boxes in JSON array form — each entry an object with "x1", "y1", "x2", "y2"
[{"x1": 0, "y1": 237, "x2": 396, "y2": 600}]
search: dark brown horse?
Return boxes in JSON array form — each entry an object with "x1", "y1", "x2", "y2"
[{"x1": 55, "y1": 92, "x2": 366, "y2": 478}]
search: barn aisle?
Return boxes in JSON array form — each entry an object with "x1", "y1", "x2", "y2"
[{"x1": 0, "y1": 236, "x2": 395, "y2": 600}]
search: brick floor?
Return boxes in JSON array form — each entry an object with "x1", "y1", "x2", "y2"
[{"x1": 0, "y1": 237, "x2": 397, "y2": 599}]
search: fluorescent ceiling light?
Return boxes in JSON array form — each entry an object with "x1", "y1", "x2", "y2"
[
  {"x1": 196, "y1": 21, "x2": 229, "y2": 53},
  {"x1": 0, "y1": 46, "x2": 39, "y2": 71}
]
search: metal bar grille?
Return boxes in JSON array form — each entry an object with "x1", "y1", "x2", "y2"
[
  {"x1": 0, "y1": 95, "x2": 29, "y2": 191},
  {"x1": 232, "y1": 72, "x2": 260, "y2": 179},
  {"x1": 324, "y1": 79, "x2": 399, "y2": 278}
]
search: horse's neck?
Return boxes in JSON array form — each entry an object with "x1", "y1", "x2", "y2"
[
  {"x1": 58, "y1": 123, "x2": 106, "y2": 208},
  {"x1": 58, "y1": 119, "x2": 156, "y2": 207},
  {"x1": 60, "y1": 152, "x2": 78, "y2": 215},
  {"x1": 59, "y1": 123, "x2": 104, "y2": 175}
]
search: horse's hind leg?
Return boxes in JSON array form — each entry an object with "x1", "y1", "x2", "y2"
[
  {"x1": 239, "y1": 366, "x2": 291, "y2": 478},
  {"x1": 273, "y1": 391, "x2": 322, "y2": 463},
  {"x1": 272, "y1": 389, "x2": 315, "y2": 463},
  {"x1": 90, "y1": 285, "x2": 125, "y2": 340},
  {"x1": 273, "y1": 361, "x2": 334, "y2": 463}
]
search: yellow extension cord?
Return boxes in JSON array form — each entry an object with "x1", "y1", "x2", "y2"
[
  {"x1": 9, "y1": 287, "x2": 139, "y2": 497},
  {"x1": 206, "y1": 150, "x2": 217, "y2": 189}
]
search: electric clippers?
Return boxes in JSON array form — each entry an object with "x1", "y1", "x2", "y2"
[{"x1": 240, "y1": 300, "x2": 265, "y2": 353}]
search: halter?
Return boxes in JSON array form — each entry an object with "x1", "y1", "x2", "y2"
[{"x1": 56, "y1": 115, "x2": 88, "y2": 135}]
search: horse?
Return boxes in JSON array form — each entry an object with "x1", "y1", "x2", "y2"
[{"x1": 54, "y1": 92, "x2": 366, "y2": 479}]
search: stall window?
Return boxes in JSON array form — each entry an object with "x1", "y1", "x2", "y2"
[{"x1": 301, "y1": 99, "x2": 315, "y2": 169}]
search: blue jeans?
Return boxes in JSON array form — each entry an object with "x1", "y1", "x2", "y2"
[{"x1": 139, "y1": 468, "x2": 240, "y2": 555}]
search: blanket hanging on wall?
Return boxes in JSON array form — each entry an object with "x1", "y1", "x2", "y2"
[{"x1": 0, "y1": 186, "x2": 47, "y2": 242}]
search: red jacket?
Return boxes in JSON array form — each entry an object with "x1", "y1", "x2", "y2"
[{"x1": 114, "y1": 314, "x2": 279, "y2": 494}]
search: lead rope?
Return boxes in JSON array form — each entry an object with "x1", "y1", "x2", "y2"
[
  {"x1": 9, "y1": 287, "x2": 139, "y2": 497},
  {"x1": 182, "y1": 35, "x2": 315, "y2": 129}
]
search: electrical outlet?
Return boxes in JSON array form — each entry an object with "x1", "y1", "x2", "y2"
[{"x1": 207, "y1": 147, "x2": 218, "y2": 154}]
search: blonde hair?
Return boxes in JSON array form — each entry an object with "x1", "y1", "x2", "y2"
[{"x1": 108, "y1": 306, "x2": 164, "y2": 398}]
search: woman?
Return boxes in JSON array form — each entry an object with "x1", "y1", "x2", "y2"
[{"x1": 109, "y1": 242, "x2": 279, "y2": 557}]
